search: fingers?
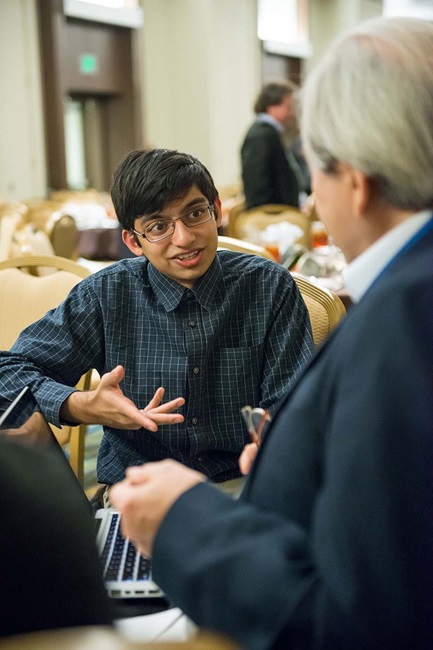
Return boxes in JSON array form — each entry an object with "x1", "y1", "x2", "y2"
[
  {"x1": 124, "y1": 465, "x2": 148, "y2": 485},
  {"x1": 111, "y1": 460, "x2": 206, "y2": 556},
  {"x1": 143, "y1": 388, "x2": 185, "y2": 415},
  {"x1": 94, "y1": 372, "x2": 185, "y2": 431},
  {"x1": 121, "y1": 398, "x2": 185, "y2": 432},
  {"x1": 144, "y1": 386, "x2": 165, "y2": 410},
  {"x1": 141, "y1": 393, "x2": 185, "y2": 429},
  {"x1": 145, "y1": 412, "x2": 184, "y2": 425},
  {"x1": 101, "y1": 365, "x2": 125, "y2": 387},
  {"x1": 139, "y1": 412, "x2": 184, "y2": 431},
  {"x1": 124, "y1": 459, "x2": 206, "y2": 491},
  {"x1": 123, "y1": 461, "x2": 174, "y2": 484},
  {"x1": 239, "y1": 442, "x2": 259, "y2": 475}
]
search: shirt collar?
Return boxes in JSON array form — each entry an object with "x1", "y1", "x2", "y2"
[
  {"x1": 256, "y1": 113, "x2": 284, "y2": 134},
  {"x1": 190, "y1": 254, "x2": 222, "y2": 310},
  {"x1": 343, "y1": 210, "x2": 432, "y2": 303},
  {"x1": 147, "y1": 254, "x2": 222, "y2": 312}
]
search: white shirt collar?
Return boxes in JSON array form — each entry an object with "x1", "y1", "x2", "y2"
[
  {"x1": 256, "y1": 113, "x2": 284, "y2": 134},
  {"x1": 343, "y1": 210, "x2": 432, "y2": 303}
]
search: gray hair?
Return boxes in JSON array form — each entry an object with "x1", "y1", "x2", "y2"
[{"x1": 300, "y1": 16, "x2": 433, "y2": 211}]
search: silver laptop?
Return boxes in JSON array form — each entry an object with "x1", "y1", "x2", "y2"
[
  {"x1": 0, "y1": 386, "x2": 164, "y2": 600},
  {"x1": 95, "y1": 508, "x2": 163, "y2": 598}
]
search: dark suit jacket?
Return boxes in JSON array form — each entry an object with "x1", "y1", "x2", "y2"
[
  {"x1": 0, "y1": 437, "x2": 113, "y2": 637},
  {"x1": 241, "y1": 120, "x2": 300, "y2": 210},
  {"x1": 152, "y1": 220, "x2": 433, "y2": 649}
]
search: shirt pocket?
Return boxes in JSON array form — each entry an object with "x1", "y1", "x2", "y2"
[{"x1": 208, "y1": 345, "x2": 263, "y2": 440}]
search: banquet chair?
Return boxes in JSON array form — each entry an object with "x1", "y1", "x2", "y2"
[
  {"x1": 0, "y1": 212, "x2": 25, "y2": 261},
  {"x1": 0, "y1": 255, "x2": 93, "y2": 484},
  {"x1": 218, "y1": 182, "x2": 243, "y2": 202},
  {"x1": 24, "y1": 200, "x2": 79, "y2": 260},
  {"x1": 291, "y1": 272, "x2": 346, "y2": 346},
  {"x1": 44, "y1": 211, "x2": 79, "y2": 260},
  {"x1": 0, "y1": 202, "x2": 58, "y2": 269},
  {"x1": 217, "y1": 237, "x2": 346, "y2": 345},
  {"x1": 0, "y1": 200, "x2": 29, "y2": 224},
  {"x1": 226, "y1": 196, "x2": 246, "y2": 237},
  {"x1": 218, "y1": 235, "x2": 275, "y2": 260},
  {"x1": 234, "y1": 204, "x2": 313, "y2": 249},
  {"x1": 50, "y1": 188, "x2": 107, "y2": 204}
]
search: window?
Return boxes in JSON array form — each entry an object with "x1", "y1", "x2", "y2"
[
  {"x1": 383, "y1": 0, "x2": 433, "y2": 19},
  {"x1": 63, "y1": 0, "x2": 143, "y2": 28},
  {"x1": 257, "y1": 0, "x2": 311, "y2": 58}
]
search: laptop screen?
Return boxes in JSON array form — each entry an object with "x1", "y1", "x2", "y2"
[
  {"x1": 0, "y1": 386, "x2": 91, "y2": 510},
  {"x1": 0, "y1": 386, "x2": 165, "y2": 601},
  {"x1": 0, "y1": 387, "x2": 163, "y2": 599},
  {"x1": 0, "y1": 386, "x2": 54, "y2": 442}
]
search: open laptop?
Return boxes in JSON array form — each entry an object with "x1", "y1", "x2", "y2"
[
  {"x1": 0, "y1": 386, "x2": 164, "y2": 599},
  {"x1": 95, "y1": 508, "x2": 163, "y2": 598}
]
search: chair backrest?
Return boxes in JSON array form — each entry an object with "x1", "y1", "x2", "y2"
[
  {"x1": 50, "y1": 188, "x2": 105, "y2": 204},
  {"x1": 44, "y1": 211, "x2": 79, "y2": 260},
  {"x1": 217, "y1": 235, "x2": 275, "y2": 260},
  {"x1": 217, "y1": 238, "x2": 345, "y2": 345},
  {"x1": 0, "y1": 202, "x2": 56, "y2": 267},
  {"x1": 234, "y1": 204, "x2": 312, "y2": 249},
  {"x1": 291, "y1": 272, "x2": 346, "y2": 346},
  {"x1": 0, "y1": 255, "x2": 92, "y2": 484},
  {"x1": 226, "y1": 196, "x2": 246, "y2": 237},
  {"x1": 24, "y1": 200, "x2": 79, "y2": 260},
  {"x1": 218, "y1": 182, "x2": 243, "y2": 202}
]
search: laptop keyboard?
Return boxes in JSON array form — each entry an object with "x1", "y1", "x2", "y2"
[{"x1": 100, "y1": 512, "x2": 152, "y2": 583}]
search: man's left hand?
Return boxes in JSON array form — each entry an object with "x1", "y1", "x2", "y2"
[{"x1": 110, "y1": 459, "x2": 206, "y2": 556}]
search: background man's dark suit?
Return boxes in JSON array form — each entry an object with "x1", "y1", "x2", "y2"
[
  {"x1": 151, "y1": 221, "x2": 433, "y2": 649},
  {"x1": 0, "y1": 437, "x2": 113, "y2": 637},
  {"x1": 241, "y1": 120, "x2": 300, "y2": 210}
]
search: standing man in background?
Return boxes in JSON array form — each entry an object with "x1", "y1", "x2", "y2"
[{"x1": 241, "y1": 80, "x2": 301, "y2": 210}]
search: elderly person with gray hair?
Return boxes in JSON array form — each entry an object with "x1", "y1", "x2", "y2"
[{"x1": 111, "y1": 17, "x2": 433, "y2": 650}]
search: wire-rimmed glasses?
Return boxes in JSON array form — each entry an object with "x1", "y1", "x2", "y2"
[{"x1": 132, "y1": 204, "x2": 215, "y2": 243}]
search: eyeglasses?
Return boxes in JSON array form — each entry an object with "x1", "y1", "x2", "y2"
[
  {"x1": 132, "y1": 204, "x2": 215, "y2": 243},
  {"x1": 240, "y1": 406, "x2": 271, "y2": 446}
]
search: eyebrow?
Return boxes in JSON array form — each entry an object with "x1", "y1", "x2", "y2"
[{"x1": 138, "y1": 197, "x2": 209, "y2": 225}]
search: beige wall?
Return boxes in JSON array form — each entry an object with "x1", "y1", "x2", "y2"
[
  {"x1": 141, "y1": 0, "x2": 260, "y2": 189},
  {"x1": 0, "y1": 0, "x2": 46, "y2": 201},
  {"x1": 307, "y1": 0, "x2": 383, "y2": 74},
  {"x1": 0, "y1": 0, "x2": 383, "y2": 202}
]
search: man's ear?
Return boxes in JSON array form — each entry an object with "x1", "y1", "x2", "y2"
[
  {"x1": 122, "y1": 229, "x2": 144, "y2": 256},
  {"x1": 214, "y1": 197, "x2": 223, "y2": 228},
  {"x1": 351, "y1": 169, "x2": 373, "y2": 219}
]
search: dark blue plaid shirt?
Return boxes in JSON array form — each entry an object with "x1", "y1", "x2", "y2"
[{"x1": 0, "y1": 251, "x2": 313, "y2": 483}]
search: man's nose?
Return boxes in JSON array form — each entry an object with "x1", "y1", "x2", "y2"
[{"x1": 171, "y1": 219, "x2": 195, "y2": 246}]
